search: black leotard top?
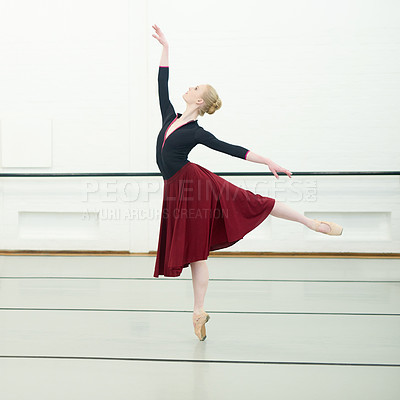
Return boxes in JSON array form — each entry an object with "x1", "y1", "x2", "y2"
[{"x1": 156, "y1": 66, "x2": 250, "y2": 180}]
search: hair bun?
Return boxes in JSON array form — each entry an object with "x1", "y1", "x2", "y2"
[
  {"x1": 199, "y1": 85, "x2": 222, "y2": 117},
  {"x1": 207, "y1": 98, "x2": 222, "y2": 115}
]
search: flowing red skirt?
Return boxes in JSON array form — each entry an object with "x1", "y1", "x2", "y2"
[{"x1": 153, "y1": 162, "x2": 276, "y2": 277}]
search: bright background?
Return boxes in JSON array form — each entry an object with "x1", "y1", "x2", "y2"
[{"x1": 0, "y1": 0, "x2": 399, "y2": 252}]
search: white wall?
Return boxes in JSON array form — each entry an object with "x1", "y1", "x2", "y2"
[{"x1": 0, "y1": 0, "x2": 399, "y2": 253}]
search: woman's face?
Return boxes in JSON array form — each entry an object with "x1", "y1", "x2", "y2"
[{"x1": 183, "y1": 84, "x2": 207, "y2": 107}]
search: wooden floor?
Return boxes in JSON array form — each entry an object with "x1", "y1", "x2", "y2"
[{"x1": 0, "y1": 255, "x2": 399, "y2": 399}]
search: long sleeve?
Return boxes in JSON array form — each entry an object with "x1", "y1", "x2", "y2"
[
  {"x1": 195, "y1": 127, "x2": 250, "y2": 160},
  {"x1": 158, "y1": 66, "x2": 175, "y2": 123}
]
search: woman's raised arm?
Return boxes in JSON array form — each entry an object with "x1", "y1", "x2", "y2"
[{"x1": 152, "y1": 24, "x2": 174, "y2": 122}]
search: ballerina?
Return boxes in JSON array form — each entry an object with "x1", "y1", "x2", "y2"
[{"x1": 151, "y1": 24, "x2": 343, "y2": 341}]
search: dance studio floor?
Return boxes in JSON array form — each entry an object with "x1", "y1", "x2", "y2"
[{"x1": 0, "y1": 255, "x2": 399, "y2": 399}]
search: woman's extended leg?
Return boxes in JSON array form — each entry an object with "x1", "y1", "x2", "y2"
[
  {"x1": 270, "y1": 200, "x2": 332, "y2": 233},
  {"x1": 190, "y1": 259, "x2": 209, "y2": 325}
]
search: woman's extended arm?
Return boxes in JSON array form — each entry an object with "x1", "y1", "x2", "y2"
[{"x1": 152, "y1": 25, "x2": 174, "y2": 122}]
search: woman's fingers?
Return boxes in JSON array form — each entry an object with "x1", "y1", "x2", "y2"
[
  {"x1": 268, "y1": 165, "x2": 278, "y2": 179},
  {"x1": 152, "y1": 24, "x2": 167, "y2": 45},
  {"x1": 278, "y1": 169, "x2": 292, "y2": 179},
  {"x1": 268, "y1": 165, "x2": 292, "y2": 180},
  {"x1": 152, "y1": 30, "x2": 162, "y2": 44},
  {"x1": 270, "y1": 168, "x2": 278, "y2": 179}
]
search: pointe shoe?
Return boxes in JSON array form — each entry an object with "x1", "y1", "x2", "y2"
[
  {"x1": 312, "y1": 219, "x2": 343, "y2": 236},
  {"x1": 193, "y1": 311, "x2": 210, "y2": 341}
]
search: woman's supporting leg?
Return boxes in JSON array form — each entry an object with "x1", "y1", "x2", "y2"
[
  {"x1": 190, "y1": 259, "x2": 209, "y2": 320},
  {"x1": 270, "y1": 200, "x2": 331, "y2": 233}
]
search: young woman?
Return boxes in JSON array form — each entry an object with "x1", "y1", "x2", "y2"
[{"x1": 151, "y1": 24, "x2": 343, "y2": 341}]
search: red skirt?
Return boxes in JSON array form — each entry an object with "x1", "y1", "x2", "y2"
[{"x1": 153, "y1": 162, "x2": 276, "y2": 277}]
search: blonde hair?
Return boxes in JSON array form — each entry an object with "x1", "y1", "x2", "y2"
[{"x1": 199, "y1": 84, "x2": 222, "y2": 116}]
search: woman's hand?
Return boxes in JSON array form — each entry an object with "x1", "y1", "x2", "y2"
[
  {"x1": 152, "y1": 24, "x2": 168, "y2": 47},
  {"x1": 266, "y1": 159, "x2": 292, "y2": 180}
]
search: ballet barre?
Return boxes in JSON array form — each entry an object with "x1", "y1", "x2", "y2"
[{"x1": 0, "y1": 171, "x2": 399, "y2": 177}]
